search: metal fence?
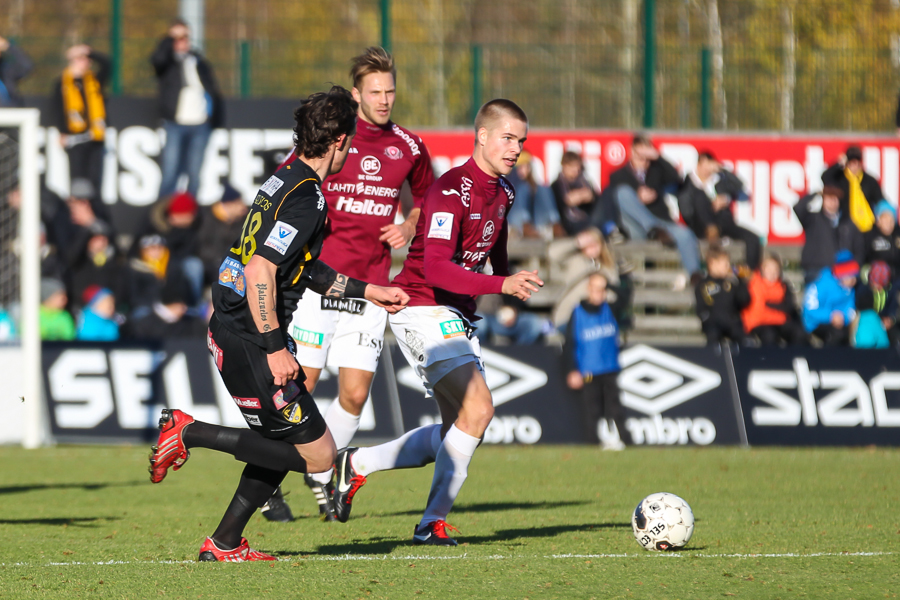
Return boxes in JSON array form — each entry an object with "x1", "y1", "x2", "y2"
[{"x1": 5, "y1": 0, "x2": 900, "y2": 131}]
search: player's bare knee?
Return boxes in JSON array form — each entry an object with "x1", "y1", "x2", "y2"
[{"x1": 339, "y1": 388, "x2": 368, "y2": 415}]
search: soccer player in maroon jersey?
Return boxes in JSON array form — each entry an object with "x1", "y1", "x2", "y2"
[
  {"x1": 332, "y1": 99, "x2": 543, "y2": 545},
  {"x1": 273, "y1": 47, "x2": 435, "y2": 521}
]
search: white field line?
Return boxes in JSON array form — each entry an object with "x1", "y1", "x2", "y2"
[{"x1": 0, "y1": 551, "x2": 893, "y2": 568}]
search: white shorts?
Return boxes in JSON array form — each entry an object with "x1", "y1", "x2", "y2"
[
  {"x1": 389, "y1": 305, "x2": 483, "y2": 397},
  {"x1": 289, "y1": 290, "x2": 387, "y2": 372}
]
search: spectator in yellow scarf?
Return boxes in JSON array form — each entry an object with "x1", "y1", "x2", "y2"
[
  {"x1": 822, "y1": 145, "x2": 884, "y2": 233},
  {"x1": 49, "y1": 44, "x2": 111, "y2": 223}
]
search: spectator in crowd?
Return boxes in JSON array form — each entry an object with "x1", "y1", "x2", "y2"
[
  {"x1": 695, "y1": 245, "x2": 750, "y2": 346},
  {"x1": 802, "y1": 250, "x2": 858, "y2": 346},
  {"x1": 564, "y1": 272, "x2": 630, "y2": 450},
  {"x1": 552, "y1": 151, "x2": 621, "y2": 238},
  {"x1": 678, "y1": 153, "x2": 761, "y2": 270},
  {"x1": 822, "y1": 145, "x2": 883, "y2": 233},
  {"x1": 151, "y1": 19, "x2": 224, "y2": 199},
  {"x1": 39, "y1": 277, "x2": 75, "y2": 341},
  {"x1": 794, "y1": 186, "x2": 863, "y2": 284},
  {"x1": 549, "y1": 228, "x2": 633, "y2": 331},
  {"x1": 506, "y1": 151, "x2": 562, "y2": 239},
  {"x1": 863, "y1": 200, "x2": 900, "y2": 271},
  {"x1": 478, "y1": 295, "x2": 547, "y2": 345},
  {"x1": 127, "y1": 234, "x2": 169, "y2": 316},
  {"x1": 0, "y1": 35, "x2": 33, "y2": 107},
  {"x1": 741, "y1": 254, "x2": 806, "y2": 345},
  {"x1": 124, "y1": 275, "x2": 207, "y2": 340},
  {"x1": 197, "y1": 183, "x2": 247, "y2": 285},
  {"x1": 76, "y1": 285, "x2": 119, "y2": 341},
  {"x1": 49, "y1": 44, "x2": 110, "y2": 211},
  {"x1": 141, "y1": 191, "x2": 203, "y2": 305},
  {"x1": 609, "y1": 135, "x2": 700, "y2": 277},
  {"x1": 853, "y1": 260, "x2": 893, "y2": 348},
  {"x1": 66, "y1": 218, "x2": 127, "y2": 314}
]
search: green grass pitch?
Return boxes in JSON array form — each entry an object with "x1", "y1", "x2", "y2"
[{"x1": 0, "y1": 444, "x2": 897, "y2": 599}]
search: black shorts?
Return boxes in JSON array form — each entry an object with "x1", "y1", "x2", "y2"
[{"x1": 207, "y1": 313, "x2": 326, "y2": 445}]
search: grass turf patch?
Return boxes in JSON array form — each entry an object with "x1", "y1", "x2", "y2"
[{"x1": 0, "y1": 445, "x2": 897, "y2": 599}]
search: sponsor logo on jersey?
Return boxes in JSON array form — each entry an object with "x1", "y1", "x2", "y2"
[
  {"x1": 207, "y1": 330, "x2": 224, "y2": 371},
  {"x1": 385, "y1": 145, "x2": 404, "y2": 160},
  {"x1": 470, "y1": 213, "x2": 481, "y2": 220},
  {"x1": 440, "y1": 319, "x2": 467, "y2": 339},
  {"x1": 335, "y1": 196, "x2": 395, "y2": 217},
  {"x1": 292, "y1": 326, "x2": 323, "y2": 348},
  {"x1": 242, "y1": 413, "x2": 262, "y2": 427},
  {"x1": 253, "y1": 194, "x2": 272, "y2": 211},
  {"x1": 321, "y1": 297, "x2": 367, "y2": 314},
  {"x1": 482, "y1": 220, "x2": 495, "y2": 241},
  {"x1": 391, "y1": 124, "x2": 421, "y2": 156},
  {"x1": 349, "y1": 147, "x2": 359, "y2": 154},
  {"x1": 281, "y1": 402, "x2": 306, "y2": 424},
  {"x1": 217, "y1": 257, "x2": 246, "y2": 297},
  {"x1": 316, "y1": 186, "x2": 326, "y2": 211},
  {"x1": 260, "y1": 175, "x2": 284, "y2": 196},
  {"x1": 361, "y1": 155, "x2": 382, "y2": 175},
  {"x1": 272, "y1": 381, "x2": 301, "y2": 410},
  {"x1": 264, "y1": 221, "x2": 299, "y2": 255},
  {"x1": 327, "y1": 182, "x2": 400, "y2": 198},
  {"x1": 404, "y1": 329, "x2": 426, "y2": 363},
  {"x1": 232, "y1": 396, "x2": 261, "y2": 409},
  {"x1": 428, "y1": 212, "x2": 454, "y2": 240},
  {"x1": 498, "y1": 204, "x2": 506, "y2": 219},
  {"x1": 499, "y1": 177, "x2": 515, "y2": 201},
  {"x1": 358, "y1": 332, "x2": 384, "y2": 352}
]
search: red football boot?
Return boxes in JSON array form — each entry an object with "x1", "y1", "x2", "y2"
[
  {"x1": 198, "y1": 537, "x2": 277, "y2": 562},
  {"x1": 148, "y1": 409, "x2": 194, "y2": 483}
]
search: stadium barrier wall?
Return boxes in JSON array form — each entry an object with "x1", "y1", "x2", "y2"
[
  {"x1": 23, "y1": 96, "x2": 900, "y2": 243},
  {"x1": 36, "y1": 341, "x2": 900, "y2": 446}
]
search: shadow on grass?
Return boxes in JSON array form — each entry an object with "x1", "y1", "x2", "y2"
[
  {"x1": 308, "y1": 522, "x2": 629, "y2": 556},
  {"x1": 0, "y1": 516, "x2": 120, "y2": 527},
  {"x1": 0, "y1": 481, "x2": 145, "y2": 495},
  {"x1": 377, "y1": 499, "x2": 592, "y2": 518}
]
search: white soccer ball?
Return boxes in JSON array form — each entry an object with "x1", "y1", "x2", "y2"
[{"x1": 631, "y1": 492, "x2": 695, "y2": 551}]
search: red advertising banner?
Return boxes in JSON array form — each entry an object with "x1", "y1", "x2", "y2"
[{"x1": 417, "y1": 130, "x2": 900, "y2": 244}]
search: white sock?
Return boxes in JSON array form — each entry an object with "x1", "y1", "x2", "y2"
[
  {"x1": 420, "y1": 425, "x2": 480, "y2": 527},
  {"x1": 353, "y1": 424, "x2": 442, "y2": 477},
  {"x1": 310, "y1": 400, "x2": 361, "y2": 485}
]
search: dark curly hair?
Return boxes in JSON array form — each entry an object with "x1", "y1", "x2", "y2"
[{"x1": 293, "y1": 86, "x2": 359, "y2": 159}]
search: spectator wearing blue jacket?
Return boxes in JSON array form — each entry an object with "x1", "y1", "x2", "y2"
[
  {"x1": 802, "y1": 250, "x2": 858, "y2": 346},
  {"x1": 76, "y1": 286, "x2": 119, "y2": 341},
  {"x1": 564, "y1": 272, "x2": 630, "y2": 449}
]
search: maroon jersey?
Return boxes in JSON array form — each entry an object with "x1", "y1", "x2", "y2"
[
  {"x1": 317, "y1": 119, "x2": 434, "y2": 286},
  {"x1": 392, "y1": 157, "x2": 514, "y2": 321}
]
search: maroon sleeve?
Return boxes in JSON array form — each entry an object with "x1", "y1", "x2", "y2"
[
  {"x1": 489, "y1": 220, "x2": 511, "y2": 277},
  {"x1": 421, "y1": 184, "x2": 504, "y2": 296},
  {"x1": 407, "y1": 139, "x2": 436, "y2": 210}
]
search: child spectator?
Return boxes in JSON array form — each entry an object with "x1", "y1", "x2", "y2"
[
  {"x1": 127, "y1": 234, "x2": 169, "y2": 316},
  {"x1": 863, "y1": 200, "x2": 900, "y2": 272},
  {"x1": 854, "y1": 260, "x2": 898, "y2": 346},
  {"x1": 564, "y1": 272, "x2": 629, "y2": 450},
  {"x1": 39, "y1": 278, "x2": 75, "y2": 341},
  {"x1": 76, "y1": 286, "x2": 119, "y2": 341},
  {"x1": 742, "y1": 254, "x2": 806, "y2": 345},
  {"x1": 802, "y1": 250, "x2": 858, "y2": 346},
  {"x1": 142, "y1": 191, "x2": 203, "y2": 306},
  {"x1": 695, "y1": 246, "x2": 750, "y2": 346}
]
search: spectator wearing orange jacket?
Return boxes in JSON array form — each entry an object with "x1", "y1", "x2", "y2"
[{"x1": 742, "y1": 254, "x2": 806, "y2": 346}]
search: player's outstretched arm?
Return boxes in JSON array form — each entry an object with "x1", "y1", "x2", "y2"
[
  {"x1": 501, "y1": 269, "x2": 544, "y2": 301},
  {"x1": 245, "y1": 255, "x2": 300, "y2": 386},
  {"x1": 306, "y1": 260, "x2": 409, "y2": 313}
]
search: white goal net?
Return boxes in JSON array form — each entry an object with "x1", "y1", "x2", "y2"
[{"x1": 0, "y1": 109, "x2": 44, "y2": 447}]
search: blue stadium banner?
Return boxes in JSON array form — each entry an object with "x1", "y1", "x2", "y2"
[{"x1": 732, "y1": 347, "x2": 900, "y2": 446}]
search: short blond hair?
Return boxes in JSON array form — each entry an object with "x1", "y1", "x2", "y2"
[
  {"x1": 350, "y1": 46, "x2": 396, "y2": 90},
  {"x1": 474, "y1": 99, "x2": 528, "y2": 133}
]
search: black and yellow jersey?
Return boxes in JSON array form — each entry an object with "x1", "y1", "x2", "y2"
[{"x1": 212, "y1": 158, "x2": 328, "y2": 346}]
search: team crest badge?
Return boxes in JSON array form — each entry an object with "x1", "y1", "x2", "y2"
[
  {"x1": 385, "y1": 146, "x2": 404, "y2": 160},
  {"x1": 281, "y1": 402, "x2": 304, "y2": 424},
  {"x1": 498, "y1": 204, "x2": 506, "y2": 220}
]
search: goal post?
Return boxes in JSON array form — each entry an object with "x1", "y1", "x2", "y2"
[{"x1": 0, "y1": 108, "x2": 46, "y2": 448}]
